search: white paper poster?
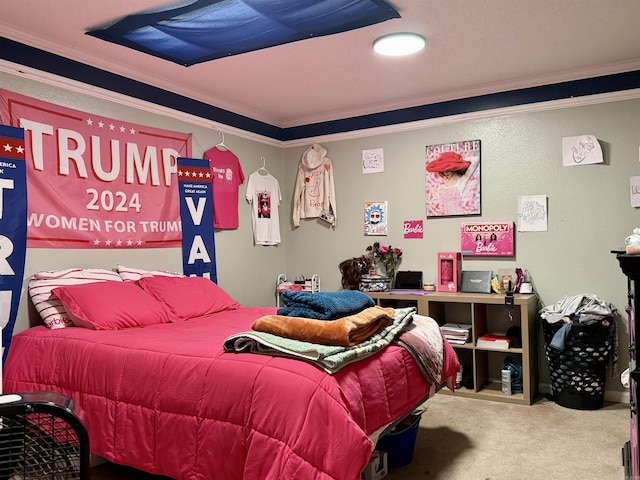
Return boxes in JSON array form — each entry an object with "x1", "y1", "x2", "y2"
[
  {"x1": 362, "y1": 148, "x2": 384, "y2": 174},
  {"x1": 562, "y1": 135, "x2": 603, "y2": 166},
  {"x1": 518, "y1": 195, "x2": 548, "y2": 232},
  {"x1": 630, "y1": 176, "x2": 640, "y2": 207},
  {"x1": 364, "y1": 201, "x2": 387, "y2": 236}
]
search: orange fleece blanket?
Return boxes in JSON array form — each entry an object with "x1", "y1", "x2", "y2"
[{"x1": 252, "y1": 305, "x2": 394, "y2": 347}]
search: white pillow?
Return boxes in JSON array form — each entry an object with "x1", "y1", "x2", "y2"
[
  {"x1": 29, "y1": 268, "x2": 123, "y2": 329},
  {"x1": 116, "y1": 264, "x2": 184, "y2": 282}
]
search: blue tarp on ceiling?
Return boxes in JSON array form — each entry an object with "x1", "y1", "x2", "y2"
[{"x1": 86, "y1": 0, "x2": 400, "y2": 66}]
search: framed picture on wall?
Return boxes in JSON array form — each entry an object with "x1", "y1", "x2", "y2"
[{"x1": 425, "y1": 140, "x2": 481, "y2": 217}]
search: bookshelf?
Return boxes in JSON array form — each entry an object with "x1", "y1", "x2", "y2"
[{"x1": 368, "y1": 291, "x2": 539, "y2": 405}]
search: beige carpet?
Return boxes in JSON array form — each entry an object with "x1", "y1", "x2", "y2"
[
  {"x1": 385, "y1": 393, "x2": 628, "y2": 480},
  {"x1": 90, "y1": 393, "x2": 628, "y2": 480}
]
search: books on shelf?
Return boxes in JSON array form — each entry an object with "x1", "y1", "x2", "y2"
[
  {"x1": 476, "y1": 333, "x2": 510, "y2": 349},
  {"x1": 440, "y1": 323, "x2": 472, "y2": 345}
]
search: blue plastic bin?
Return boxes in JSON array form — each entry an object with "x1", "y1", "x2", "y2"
[{"x1": 376, "y1": 413, "x2": 421, "y2": 468}]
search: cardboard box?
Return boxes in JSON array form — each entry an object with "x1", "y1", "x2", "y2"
[
  {"x1": 361, "y1": 450, "x2": 388, "y2": 480},
  {"x1": 437, "y1": 252, "x2": 461, "y2": 292}
]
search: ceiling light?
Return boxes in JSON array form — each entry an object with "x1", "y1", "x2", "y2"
[{"x1": 373, "y1": 33, "x2": 425, "y2": 56}]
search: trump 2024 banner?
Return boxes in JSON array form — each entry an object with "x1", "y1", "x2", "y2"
[
  {"x1": 0, "y1": 125, "x2": 27, "y2": 364},
  {"x1": 177, "y1": 157, "x2": 217, "y2": 281},
  {"x1": 0, "y1": 88, "x2": 192, "y2": 248}
]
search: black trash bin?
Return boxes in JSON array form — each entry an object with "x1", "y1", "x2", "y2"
[{"x1": 542, "y1": 317, "x2": 615, "y2": 410}]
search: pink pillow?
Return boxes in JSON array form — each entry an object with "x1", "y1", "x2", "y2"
[
  {"x1": 29, "y1": 268, "x2": 123, "y2": 329},
  {"x1": 138, "y1": 276, "x2": 241, "y2": 320},
  {"x1": 53, "y1": 281, "x2": 171, "y2": 330}
]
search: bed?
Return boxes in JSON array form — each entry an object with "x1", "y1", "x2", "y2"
[{"x1": 3, "y1": 268, "x2": 459, "y2": 480}]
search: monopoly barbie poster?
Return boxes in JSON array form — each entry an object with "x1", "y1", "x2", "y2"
[{"x1": 460, "y1": 221, "x2": 514, "y2": 256}]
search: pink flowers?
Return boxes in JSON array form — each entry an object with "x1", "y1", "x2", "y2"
[{"x1": 366, "y1": 242, "x2": 403, "y2": 266}]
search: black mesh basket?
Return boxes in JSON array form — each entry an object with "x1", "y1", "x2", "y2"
[{"x1": 542, "y1": 317, "x2": 615, "y2": 410}]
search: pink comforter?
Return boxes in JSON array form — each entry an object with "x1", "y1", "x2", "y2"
[{"x1": 3, "y1": 307, "x2": 459, "y2": 480}]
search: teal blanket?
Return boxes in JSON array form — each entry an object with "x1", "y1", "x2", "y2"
[
  {"x1": 277, "y1": 290, "x2": 375, "y2": 319},
  {"x1": 223, "y1": 307, "x2": 415, "y2": 374}
]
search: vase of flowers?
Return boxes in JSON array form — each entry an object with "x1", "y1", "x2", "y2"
[{"x1": 366, "y1": 242, "x2": 402, "y2": 287}]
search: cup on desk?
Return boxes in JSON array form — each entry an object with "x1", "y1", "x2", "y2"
[{"x1": 519, "y1": 283, "x2": 533, "y2": 294}]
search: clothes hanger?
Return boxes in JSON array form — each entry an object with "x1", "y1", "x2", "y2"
[
  {"x1": 216, "y1": 131, "x2": 228, "y2": 151},
  {"x1": 258, "y1": 156, "x2": 269, "y2": 176}
]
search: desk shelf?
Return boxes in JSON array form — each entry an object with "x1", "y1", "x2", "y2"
[{"x1": 368, "y1": 291, "x2": 539, "y2": 405}]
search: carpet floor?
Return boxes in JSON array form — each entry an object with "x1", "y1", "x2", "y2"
[{"x1": 90, "y1": 392, "x2": 628, "y2": 480}]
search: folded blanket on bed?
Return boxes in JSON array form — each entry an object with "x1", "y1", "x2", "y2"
[
  {"x1": 393, "y1": 313, "x2": 444, "y2": 386},
  {"x1": 224, "y1": 307, "x2": 415, "y2": 374},
  {"x1": 252, "y1": 305, "x2": 394, "y2": 347},
  {"x1": 277, "y1": 290, "x2": 375, "y2": 319}
]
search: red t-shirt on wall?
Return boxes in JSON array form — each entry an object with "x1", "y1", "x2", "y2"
[{"x1": 203, "y1": 146, "x2": 245, "y2": 229}]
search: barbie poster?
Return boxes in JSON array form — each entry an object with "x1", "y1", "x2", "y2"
[
  {"x1": 426, "y1": 140, "x2": 480, "y2": 217},
  {"x1": 461, "y1": 222, "x2": 514, "y2": 256}
]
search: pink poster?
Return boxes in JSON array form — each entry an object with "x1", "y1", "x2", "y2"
[
  {"x1": 426, "y1": 140, "x2": 481, "y2": 217},
  {"x1": 0, "y1": 88, "x2": 192, "y2": 248},
  {"x1": 460, "y1": 222, "x2": 514, "y2": 256},
  {"x1": 404, "y1": 220, "x2": 423, "y2": 239}
]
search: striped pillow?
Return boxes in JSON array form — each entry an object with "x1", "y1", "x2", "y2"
[
  {"x1": 116, "y1": 264, "x2": 184, "y2": 282},
  {"x1": 29, "y1": 268, "x2": 123, "y2": 329}
]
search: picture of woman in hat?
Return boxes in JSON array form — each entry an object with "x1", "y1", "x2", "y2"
[{"x1": 426, "y1": 145, "x2": 480, "y2": 217}]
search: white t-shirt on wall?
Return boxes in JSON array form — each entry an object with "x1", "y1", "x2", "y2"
[{"x1": 246, "y1": 171, "x2": 281, "y2": 245}]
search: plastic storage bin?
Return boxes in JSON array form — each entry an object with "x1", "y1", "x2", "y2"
[
  {"x1": 376, "y1": 413, "x2": 421, "y2": 468},
  {"x1": 542, "y1": 317, "x2": 615, "y2": 410}
]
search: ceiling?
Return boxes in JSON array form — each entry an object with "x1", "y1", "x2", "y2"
[{"x1": 1, "y1": 0, "x2": 640, "y2": 130}]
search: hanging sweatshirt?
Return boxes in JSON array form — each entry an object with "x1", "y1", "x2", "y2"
[{"x1": 292, "y1": 143, "x2": 337, "y2": 227}]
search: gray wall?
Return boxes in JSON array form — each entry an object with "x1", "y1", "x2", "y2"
[
  {"x1": 282, "y1": 99, "x2": 640, "y2": 395},
  {"x1": 2, "y1": 69, "x2": 638, "y2": 396}
]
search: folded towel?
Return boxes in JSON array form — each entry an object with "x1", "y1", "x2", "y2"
[
  {"x1": 393, "y1": 314, "x2": 444, "y2": 386},
  {"x1": 224, "y1": 307, "x2": 416, "y2": 374},
  {"x1": 252, "y1": 305, "x2": 394, "y2": 347},
  {"x1": 277, "y1": 290, "x2": 375, "y2": 319}
]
